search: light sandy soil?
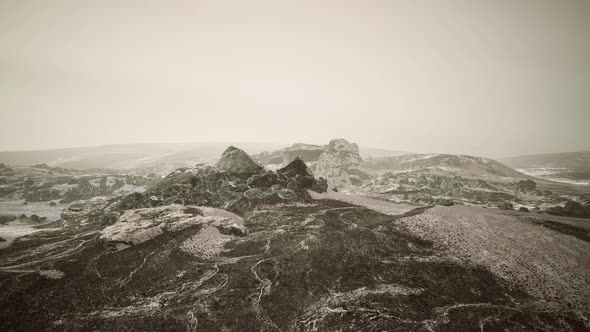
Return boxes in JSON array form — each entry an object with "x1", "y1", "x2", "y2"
[
  {"x1": 399, "y1": 205, "x2": 590, "y2": 322},
  {"x1": 308, "y1": 190, "x2": 416, "y2": 215}
]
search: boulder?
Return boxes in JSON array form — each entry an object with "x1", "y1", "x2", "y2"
[
  {"x1": 516, "y1": 179, "x2": 537, "y2": 192},
  {"x1": 215, "y1": 146, "x2": 264, "y2": 175},
  {"x1": 98, "y1": 204, "x2": 246, "y2": 251},
  {"x1": 279, "y1": 157, "x2": 315, "y2": 189},
  {"x1": 278, "y1": 156, "x2": 313, "y2": 178},
  {"x1": 564, "y1": 200, "x2": 586, "y2": 216},
  {"x1": 310, "y1": 177, "x2": 328, "y2": 193}
]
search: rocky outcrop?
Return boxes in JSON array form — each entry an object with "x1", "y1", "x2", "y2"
[
  {"x1": 312, "y1": 139, "x2": 366, "y2": 189},
  {"x1": 323, "y1": 139, "x2": 363, "y2": 166},
  {"x1": 516, "y1": 179, "x2": 537, "y2": 192},
  {"x1": 215, "y1": 146, "x2": 264, "y2": 174},
  {"x1": 98, "y1": 204, "x2": 246, "y2": 251},
  {"x1": 105, "y1": 147, "x2": 322, "y2": 215}
]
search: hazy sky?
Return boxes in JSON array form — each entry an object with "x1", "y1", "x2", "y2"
[{"x1": 1, "y1": 0, "x2": 589, "y2": 157}]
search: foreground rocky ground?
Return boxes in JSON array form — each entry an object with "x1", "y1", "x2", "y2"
[{"x1": 1, "y1": 195, "x2": 589, "y2": 331}]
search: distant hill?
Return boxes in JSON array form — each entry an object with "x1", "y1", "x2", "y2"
[
  {"x1": 0, "y1": 143, "x2": 283, "y2": 173},
  {"x1": 0, "y1": 142, "x2": 409, "y2": 174},
  {"x1": 363, "y1": 153, "x2": 528, "y2": 180},
  {"x1": 501, "y1": 151, "x2": 590, "y2": 185}
]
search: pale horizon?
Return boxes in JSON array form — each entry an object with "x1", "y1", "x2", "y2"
[{"x1": 1, "y1": 0, "x2": 589, "y2": 157}]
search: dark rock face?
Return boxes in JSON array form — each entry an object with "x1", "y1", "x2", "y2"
[
  {"x1": 278, "y1": 157, "x2": 315, "y2": 189},
  {"x1": 498, "y1": 201, "x2": 514, "y2": 210},
  {"x1": 310, "y1": 177, "x2": 328, "y2": 193},
  {"x1": 278, "y1": 156, "x2": 313, "y2": 178},
  {"x1": 547, "y1": 200, "x2": 590, "y2": 218},
  {"x1": 215, "y1": 146, "x2": 264, "y2": 175},
  {"x1": 564, "y1": 200, "x2": 585, "y2": 216}
]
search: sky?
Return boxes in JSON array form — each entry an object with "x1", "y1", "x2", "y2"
[{"x1": 1, "y1": 0, "x2": 589, "y2": 158}]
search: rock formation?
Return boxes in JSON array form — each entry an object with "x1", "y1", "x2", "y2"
[
  {"x1": 215, "y1": 146, "x2": 264, "y2": 174},
  {"x1": 312, "y1": 138, "x2": 366, "y2": 189},
  {"x1": 98, "y1": 204, "x2": 246, "y2": 251}
]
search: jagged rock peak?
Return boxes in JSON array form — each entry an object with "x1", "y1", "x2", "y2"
[
  {"x1": 278, "y1": 156, "x2": 313, "y2": 178},
  {"x1": 215, "y1": 146, "x2": 264, "y2": 174}
]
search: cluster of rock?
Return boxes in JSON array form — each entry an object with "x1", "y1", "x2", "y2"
[
  {"x1": 80, "y1": 146, "x2": 328, "y2": 221},
  {"x1": 252, "y1": 139, "x2": 370, "y2": 190}
]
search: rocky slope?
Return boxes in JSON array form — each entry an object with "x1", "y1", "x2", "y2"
[{"x1": 0, "y1": 146, "x2": 589, "y2": 331}]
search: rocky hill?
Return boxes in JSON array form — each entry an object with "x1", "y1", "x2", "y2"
[{"x1": 363, "y1": 153, "x2": 528, "y2": 179}]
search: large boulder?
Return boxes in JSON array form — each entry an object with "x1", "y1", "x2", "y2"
[
  {"x1": 516, "y1": 179, "x2": 537, "y2": 192},
  {"x1": 98, "y1": 204, "x2": 246, "y2": 251},
  {"x1": 278, "y1": 156, "x2": 315, "y2": 189},
  {"x1": 215, "y1": 146, "x2": 264, "y2": 175},
  {"x1": 564, "y1": 200, "x2": 586, "y2": 217},
  {"x1": 278, "y1": 156, "x2": 313, "y2": 178}
]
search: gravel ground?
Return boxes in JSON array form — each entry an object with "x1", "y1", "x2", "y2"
[{"x1": 399, "y1": 205, "x2": 590, "y2": 323}]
